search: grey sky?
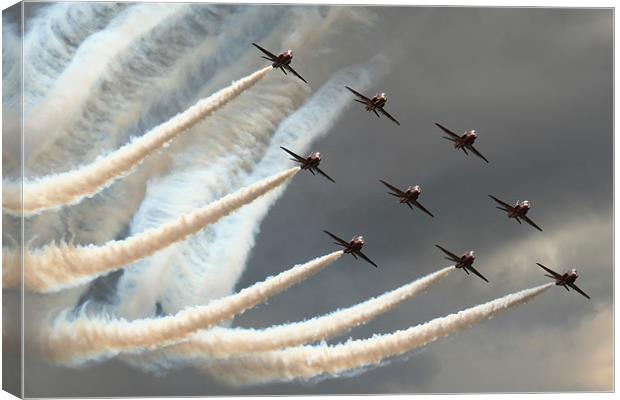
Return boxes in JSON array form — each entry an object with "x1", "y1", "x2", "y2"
[{"x1": 5, "y1": 4, "x2": 612, "y2": 396}]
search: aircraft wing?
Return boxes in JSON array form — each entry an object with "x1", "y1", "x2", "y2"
[
  {"x1": 280, "y1": 146, "x2": 306, "y2": 163},
  {"x1": 488, "y1": 195, "x2": 513, "y2": 210},
  {"x1": 434, "y1": 122, "x2": 460, "y2": 139},
  {"x1": 413, "y1": 200, "x2": 434, "y2": 218},
  {"x1": 345, "y1": 86, "x2": 372, "y2": 102},
  {"x1": 379, "y1": 180, "x2": 405, "y2": 196},
  {"x1": 536, "y1": 263, "x2": 562, "y2": 278},
  {"x1": 252, "y1": 43, "x2": 278, "y2": 60},
  {"x1": 323, "y1": 230, "x2": 350, "y2": 246},
  {"x1": 284, "y1": 64, "x2": 308, "y2": 84},
  {"x1": 378, "y1": 107, "x2": 401, "y2": 126},
  {"x1": 466, "y1": 265, "x2": 489, "y2": 283},
  {"x1": 522, "y1": 215, "x2": 543, "y2": 232},
  {"x1": 434, "y1": 244, "x2": 460, "y2": 261},
  {"x1": 355, "y1": 250, "x2": 378, "y2": 268},
  {"x1": 315, "y1": 167, "x2": 335, "y2": 183},
  {"x1": 568, "y1": 283, "x2": 591, "y2": 299},
  {"x1": 467, "y1": 144, "x2": 489, "y2": 163}
]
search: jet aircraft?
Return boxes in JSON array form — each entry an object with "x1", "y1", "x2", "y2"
[
  {"x1": 281, "y1": 146, "x2": 335, "y2": 183},
  {"x1": 253, "y1": 42, "x2": 307, "y2": 83},
  {"x1": 489, "y1": 195, "x2": 543, "y2": 231},
  {"x1": 380, "y1": 179, "x2": 434, "y2": 217},
  {"x1": 345, "y1": 86, "x2": 400, "y2": 125},
  {"x1": 537, "y1": 263, "x2": 590, "y2": 299},
  {"x1": 324, "y1": 230, "x2": 378, "y2": 268},
  {"x1": 435, "y1": 245, "x2": 489, "y2": 283},
  {"x1": 434, "y1": 122, "x2": 489, "y2": 163}
]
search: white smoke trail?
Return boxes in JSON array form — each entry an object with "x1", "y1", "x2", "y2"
[
  {"x1": 204, "y1": 283, "x2": 553, "y2": 386},
  {"x1": 23, "y1": 3, "x2": 129, "y2": 110},
  {"x1": 168, "y1": 266, "x2": 455, "y2": 358},
  {"x1": 6, "y1": 167, "x2": 299, "y2": 293},
  {"x1": 39, "y1": 251, "x2": 343, "y2": 365},
  {"x1": 24, "y1": 4, "x2": 185, "y2": 161},
  {"x1": 3, "y1": 67, "x2": 272, "y2": 216},
  {"x1": 26, "y1": 5, "x2": 240, "y2": 177}
]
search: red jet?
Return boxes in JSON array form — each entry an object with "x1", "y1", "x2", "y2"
[
  {"x1": 537, "y1": 263, "x2": 590, "y2": 299},
  {"x1": 281, "y1": 146, "x2": 335, "y2": 183},
  {"x1": 252, "y1": 43, "x2": 307, "y2": 83},
  {"x1": 489, "y1": 195, "x2": 543, "y2": 232},
  {"x1": 434, "y1": 122, "x2": 489, "y2": 163},
  {"x1": 435, "y1": 245, "x2": 489, "y2": 283},
  {"x1": 324, "y1": 230, "x2": 378, "y2": 268},
  {"x1": 345, "y1": 86, "x2": 400, "y2": 126},
  {"x1": 380, "y1": 179, "x2": 434, "y2": 218}
]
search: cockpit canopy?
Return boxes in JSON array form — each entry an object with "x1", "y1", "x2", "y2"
[{"x1": 407, "y1": 185, "x2": 421, "y2": 193}]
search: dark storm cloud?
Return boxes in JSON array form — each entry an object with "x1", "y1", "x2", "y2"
[{"x1": 17, "y1": 5, "x2": 612, "y2": 396}]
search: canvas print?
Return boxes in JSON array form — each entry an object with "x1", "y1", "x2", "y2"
[{"x1": 1, "y1": 2, "x2": 613, "y2": 397}]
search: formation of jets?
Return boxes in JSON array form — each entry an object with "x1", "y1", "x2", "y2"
[{"x1": 254, "y1": 42, "x2": 589, "y2": 300}]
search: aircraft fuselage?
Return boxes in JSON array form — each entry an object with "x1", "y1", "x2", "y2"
[
  {"x1": 301, "y1": 152, "x2": 321, "y2": 170},
  {"x1": 454, "y1": 131, "x2": 477, "y2": 149},
  {"x1": 400, "y1": 186, "x2": 421, "y2": 203},
  {"x1": 456, "y1": 251, "x2": 476, "y2": 269},
  {"x1": 272, "y1": 50, "x2": 293, "y2": 68},
  {"x1": 367, "y1": 94, "x2": 387, "y2": 111},
  {"x1": 556, "y1": 270, "x2": 579, "y2": 286},
  {"x1": 508, "y1": 201, "x2": 531, "y2": 219},
  {"x1": 344, "y1": 236, "x2": 365, "y2": 253}
]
